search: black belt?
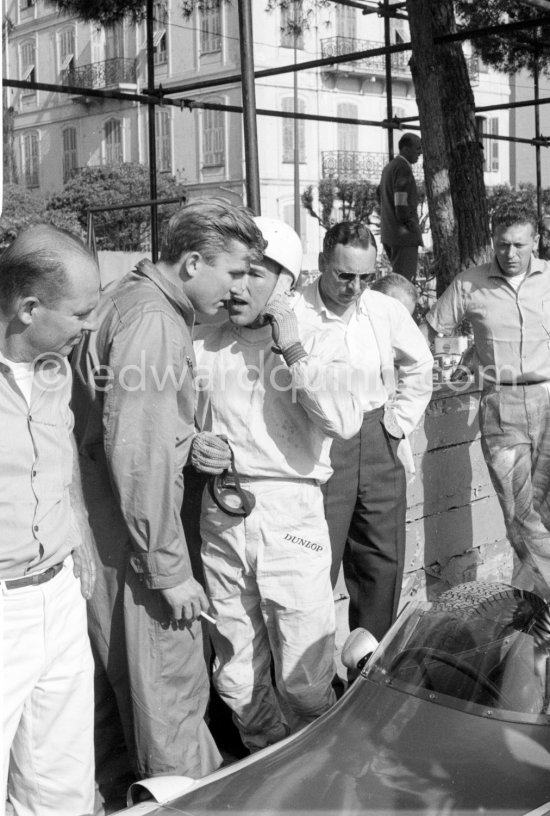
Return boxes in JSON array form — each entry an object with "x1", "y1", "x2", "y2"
[{"x1": 3, "y1": 562, "x2": 63, "y2": 590}]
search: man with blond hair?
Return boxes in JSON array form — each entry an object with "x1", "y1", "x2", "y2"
[{"x1": 72, "y1": 200, "x2": 265, "y2": 807}]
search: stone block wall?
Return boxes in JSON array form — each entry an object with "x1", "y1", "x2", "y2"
[{"x1": 402, "y1": 383, "x2": 512, "y2": 607}]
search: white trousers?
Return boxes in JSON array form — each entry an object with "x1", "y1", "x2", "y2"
[
  {"x1": 0, "y1": 561, "x2": 95, "y2": 816},
  {"x1": 201, "y1": 478, "x2": 336, "y2": 753}
]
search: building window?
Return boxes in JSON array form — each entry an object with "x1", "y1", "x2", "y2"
[
  {"x1": 62, "y1": 127, "x2": 78, "y2": 183},
  {"x1": 390, "y1": 17, "x2": 408, "y2": 44},
  {"x1": 20, "y1": 0, "x2": 36, "y2": 7},
  {"x1": 202, "y1": 107, "x2": 225, "y2": 167},
  {"x1": 20, "y1": 40, "x2": 36, "y2": 91},
  {"x1": 280, "y1": 2, "x2": 303, "y2": 49},
  {"x1": 282, "y1": 97, "x2": 306, "y2": 164},
  {"x1": 200, "y1": 0, "x2": 221, "y2": 53},
  {"x1": 58, "y1": 28, "x2": 75, "y2": 74},
  {"x1": 153, "y1": 2, "x2": 168, "y2": 65},
  {"x1": 104, "y1": 119, "x2": 123, "y2": 164},
  {"x1": 337, "y1": 103, "x2": 358, "y2": 152},
  {"x1": 336, "y1": 5, "x2": 356, "y2": 39},
  {"x1": 156, "y1": 109, "x2": 172, "y2": 172},
  {"x1": 23, "y1": 132, "x2": 39, "y2": 187},
  {"x1": 106, "y1": 23, "x2": 124, "y2": 60},
  {"x1": 478, "y1": 116, "x2": 499, "y2": 172}
]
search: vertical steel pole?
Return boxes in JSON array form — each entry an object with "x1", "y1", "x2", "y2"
[
  {"x1": 238, "y1": 0, "x2": 261, "y2": 214},
  {"x1": 146, "y1": 0, "x2": 159, "y2": 261},
  {"x1": 534, "y1": 45, "x2": 543, "y2": 250},
  {"x1": 293, "y1": 30, "x2": 301, "y2": 235},
  {"x1": 384, "y1": 0, "x2": 394, "y2": 160}
]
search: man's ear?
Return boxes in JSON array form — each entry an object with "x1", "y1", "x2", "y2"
[
  {"x1": 318, "y1": 252, "x2": 326, "y2": 273},
  {"x1": 179, "y1": 251, "x2": 201, "y2": 279},
  {"x1": 16, "y1": 296, "x2": 39, "y2": 326}
]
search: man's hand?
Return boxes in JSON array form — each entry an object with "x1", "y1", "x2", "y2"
[
  {"x1": 263, "y1": 293, "x2": 298, "y2": 348},
  {"x1": 191, "y1": 432, "x2": 231, "y2": 474},
  {"x1": 263, "y1": 293, "x2": 307, "y2": 366},
  {"x1": 160, "y1": 577, "x2": 210, "y2": 624},
  {"x1": 72, "y1": 534, "x2": 97, "y2": 600}
]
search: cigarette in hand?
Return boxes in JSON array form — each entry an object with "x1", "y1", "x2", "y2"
[{"x1": 200, "y1": 611, "x2": 216, "y2": 624}]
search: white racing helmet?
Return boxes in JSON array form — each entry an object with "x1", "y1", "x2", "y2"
[{"x1": 254, "y1": 216, "x2": 303, "y2": 285}]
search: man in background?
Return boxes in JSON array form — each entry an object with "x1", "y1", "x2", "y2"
[
  {"x1": 371, "y1": 272, "x2": 418, "y2": 315},
  {"x1": 378, "y1": 132, "x2": 424, "y2": 281},
  {"x1": 426, "y1": 201, "x2": 550, "y2": 599},
  {"x1": 296, "y1": 221, "x2": 433, "y2": 645}
]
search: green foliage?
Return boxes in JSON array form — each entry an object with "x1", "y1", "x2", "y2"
[
  {"x1": 181, "y1": 0, "x2": 226, "y2": 16},
  {"x1": 486, "y1": 182, "x2": 537, "y2": 215},
  {"x1": 301, "y1": 178, "x2": 379, "y2": 229},
  {"x1": 55, "y1": 0, "x2": 147, "y2": 25},
  {"x1": 265, "y1": 0, "x2": 329, "y2": 35},
  {"x1": 0, "y1": 184, "x2": 51, "y2": 249},
  {"x1": 45, "y1": 164, "x2": 187, "y2": 251},
  {"x1": 454, "y1": 0, "x2": 550, "y2": 77}
]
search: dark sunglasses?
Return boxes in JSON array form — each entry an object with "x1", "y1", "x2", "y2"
[
  {"x1": 207, "y1": 437, "x2": 256, "y2": 518},
  {"x1": 335, "y1": 271, "x2": 376, "y2": 284}
]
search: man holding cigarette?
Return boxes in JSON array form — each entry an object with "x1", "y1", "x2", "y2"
[{"x1": 72, "y1": 201, "x2": 265, "y2": 807}]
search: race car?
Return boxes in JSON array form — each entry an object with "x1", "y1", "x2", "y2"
[{"x1": 115, "y1": 581, "x2": 550, "y2": 816}]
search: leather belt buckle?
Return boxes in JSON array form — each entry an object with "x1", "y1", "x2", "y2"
[{"x1": 3, "y1": 562, "x2": 63, "y2": 590}]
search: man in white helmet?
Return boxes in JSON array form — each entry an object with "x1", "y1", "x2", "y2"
[{"x1": 193, "y1": 216, "x2": 362, "y2": 753}]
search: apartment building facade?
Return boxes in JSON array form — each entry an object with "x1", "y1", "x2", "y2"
[{"x1": 4, "y1": 0, "x2": 513, "y2": 267}]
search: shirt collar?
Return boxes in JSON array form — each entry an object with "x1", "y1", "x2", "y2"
[
  {"x1": 488, "y1": 254, "x2": 546, "y2": 280},
  {"x1": 397, "y1": 153, "x2": 412, "y2": 169},
  {"x1": 311, "y1": 278, "x2": 363, "y2": 321},
  {"x1": 0, "y1": 348, "x2": 68, "y2": 377},
  {"x1": 134, "y1": 258, "x2": 195, "y2": 325}
]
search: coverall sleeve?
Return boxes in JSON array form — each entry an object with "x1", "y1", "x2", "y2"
[
  {"x1": 388, "y1": 305, "x2": 434, "y2": 437},
  {"x1": 289, "y1": 330, "x2": 363, "y2": 440},
  {"x1": 102, "y1": 309, "x2": 193, "y2": 590},
  {"x1": 425, "y1": 276, "x2": 465, "y2": 336}
]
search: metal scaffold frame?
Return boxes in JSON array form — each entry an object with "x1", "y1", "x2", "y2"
[{"x1": 3, "y1": 0, "x2": 550, "y2": 257}]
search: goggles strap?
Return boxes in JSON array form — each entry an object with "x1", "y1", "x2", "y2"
[{"x1": 207, "y1": 438, "x2": 256, "y2": 518}]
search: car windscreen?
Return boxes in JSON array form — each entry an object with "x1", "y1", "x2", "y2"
[{"x1": 364, "y1": 591, "x2": 550, "y2": 724}]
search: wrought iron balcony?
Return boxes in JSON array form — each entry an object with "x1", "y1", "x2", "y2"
[
  {"x1": 322, "y1": 150, "x2": 423, "y2": 183},
  {"x1": 61, "y1": 58, "x2": 136, "y2": 89},
  {"x1": 321, "y1": 37, "x2": 410, "y2": 76},
  {"x1": 320, "y1": 37, "x2": 480, "y2": 82}
]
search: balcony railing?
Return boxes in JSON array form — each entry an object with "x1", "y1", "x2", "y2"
[
  {"x1": 322, "y1": 150, "x2": 423, "y2": 183},
  {"x1": 321, "y1": 37, "x2": 480, "y2": 83},
  {"x1": 61, "y1": 58, "x2": 136, "y2": 89},
  {"x1": 321, "y1": 37, "x2": 410, "y2": 76}
]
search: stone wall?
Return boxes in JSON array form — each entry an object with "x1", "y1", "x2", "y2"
[{"x1": 402, "y1": 383, "x2": 512, "y2": 607}]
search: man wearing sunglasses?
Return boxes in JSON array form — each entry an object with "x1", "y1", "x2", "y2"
[
  {"x1": 296, "y1": 221, "x2": 433, "y2": 653},
  {"x1": 193, "y1": 217, "x2": 362, "y2": 753}
]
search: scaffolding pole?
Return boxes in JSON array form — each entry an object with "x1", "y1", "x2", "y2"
[
  {"x1": 145, "y1": 15, "x2": 550, "y2": 97},
  {"x1": 238, "y1": 0, "x2": 261, "y2": 213},
  {"x1": 4, "y1": 77, "x2": 549, "y2": 147},
  {"x1": 384, "y1": 0, "x2": 395, "y2": 160},
  {"x1": 146, "y1": 0, "x2": 159, "y2": 261}
]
